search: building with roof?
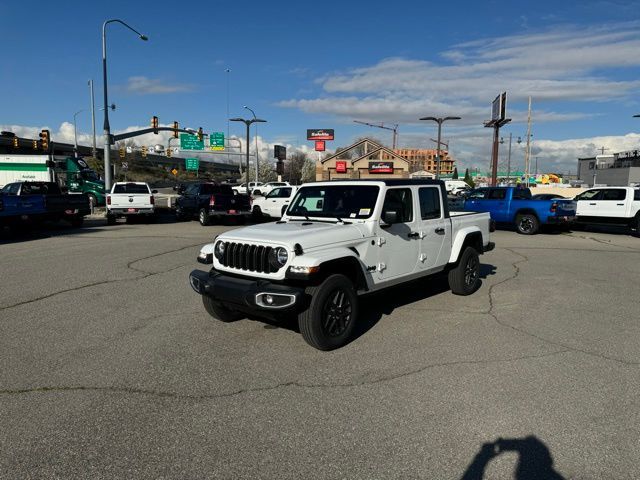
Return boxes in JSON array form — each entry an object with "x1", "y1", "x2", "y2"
[{"x1": 577, "y1": 150, "x2": 640, "y2": 186}]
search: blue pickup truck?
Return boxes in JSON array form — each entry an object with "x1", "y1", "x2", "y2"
[{"x1": 463, "y1": 186, "x2": 576, "y2": 234}]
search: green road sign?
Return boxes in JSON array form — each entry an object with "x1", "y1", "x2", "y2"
[
  {"x1": 180, "y1": 133, "x2": 204, "y2": 151},
  {"x1": 210, "y1": 132, "x2": 225, "y2": 151},
  {"x1": 185, "y1": 158, "x2": 200, "y2": 171}
]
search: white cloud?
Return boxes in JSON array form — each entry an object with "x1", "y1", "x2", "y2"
[
  {"x1": 278, "y1": 22, "x2": 640, "y2": 123},
  {"x1": 124, "y1": 76, "x2": 194, "y2": 95}
]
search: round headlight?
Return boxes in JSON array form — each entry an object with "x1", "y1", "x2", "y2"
[
  {"x1": 275, "y1": 247, "x2": 288, "y2": 266},
  {"x1": 269, "y1": 247, "x2": 288, "y2": 269},
  {"x1": 214, "y1": 241, "x2": 226, "y2": 260}
]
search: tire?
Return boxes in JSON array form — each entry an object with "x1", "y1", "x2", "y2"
[
  {"x1": 106, "y1": 214, "x2": 116, "y2": 225},
  {"x1": 516, "y1": 213, "x2": 539, "y2": 235},
  {"x1": 199, "y1": 208, "x2": 210, "y2": 226},
  {"x1": 202, "y1": 296, "x2": 244, "y2": 322},
  {"x1": 86, "y1": 193, "x2": 98, "y2": 208},
  {"x1": 631, "y1": 214, "x2": 640, "y2": 237},
  {"x1": 448, "y1": 246, "x2": 481, "y2": 296},
  {"x1": 252, "y1": 205, "x2": 263, "y2": 221},
  {"x1": 298, "y1": 274, "x2": 358, "y2": 351}
]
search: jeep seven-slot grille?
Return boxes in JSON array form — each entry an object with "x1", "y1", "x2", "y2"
[{"x1": 221, "y1": 243, "x2": 278, "y2": 273}]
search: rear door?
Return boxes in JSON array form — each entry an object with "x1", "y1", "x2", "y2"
[
  {"x1": 599, "y1": 188, "x2": 628, "y2": 218},
  {"x1": 263, "y1": 187, "x2": 293, "y2": 217},
  {"x1": 417, "y1": 186, "x2": 451, "y2": 270}
]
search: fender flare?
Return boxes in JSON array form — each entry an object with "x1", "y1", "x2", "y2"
[{"x1": 448, "y1": 227, "x2": 483, "y2": 264}]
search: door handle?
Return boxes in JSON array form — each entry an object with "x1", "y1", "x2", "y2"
[
  {"x1": 435, "y1": 228, "x2": 445, "y2": 235},
  {"x1": 617, "y1": 203, "x2": 624, "y2": 206},
  {"x1": 408, "y1": 232, "x2": 420, "y2": 238},
  {"x1": 589, "y1": 203, "x2": 596, "y2": 205}
]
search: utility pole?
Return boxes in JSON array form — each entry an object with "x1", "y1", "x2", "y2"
[
  {"x1": 500, "y1": 133, "x2": 513, "y2": 184},
  {"x1": 353, "y1": 120, "x2": 399, "y2": 149},
  {"x1": 524, "y1": 96, "x2": 532, "y2": 187}
]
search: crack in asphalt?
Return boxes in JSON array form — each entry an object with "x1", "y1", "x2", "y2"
[
  {"x1": 562, "y1": 232, "x2": 640, "y2": 251},
  {"x1": 0, "y1": 242, "x2": 202, "y2": 312},
  {"x1": 486, "y1": 247, "x2": 639, "y2": 367},
  {"x1": 0, "y1": 349, "x2": 571, "y2": 400}
]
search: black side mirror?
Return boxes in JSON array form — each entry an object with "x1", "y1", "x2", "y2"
[
  {"x1": 382, "y1": 210, "x2": 398, "y2": 225},
  {"x1": 152, "y1": 189, "x2": 158, "y2": 194}
]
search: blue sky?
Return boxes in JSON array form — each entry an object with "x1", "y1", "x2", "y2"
[{"x1": 2, "y1": 0, "x2": 640, "y2": 173}]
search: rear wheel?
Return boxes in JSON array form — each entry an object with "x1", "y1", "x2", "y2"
[
  {"x1": 202, "y1": 296, "x2": 244, "y2": 322},
  {"x1": 516, "y1": 213, "x2": 539, "y2": 235},
  {"x1": 448, "y1": 246, "x2": 481, "y2": 295},
  {"x1": 298, "y1": 274, "x2": 358, "y2": 351},
  {"x1": 631, "y1": 214, "x2": 640, "y2": 237},
  {"x1": 69, "y1": 216, "x2": 84, "y2": 228},
  {"x1": 199, "y1": 208, "x2": 210, "y2": 226},
  {"x1": 252, "y1": 205, "x2": 263, "y2": 221},
  {"x1": 106, "y1": 214, "x2": 116, "y2": 225}
]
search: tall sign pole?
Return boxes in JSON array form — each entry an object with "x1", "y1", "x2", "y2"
[
  {"x1": 524, "y1": 96, "x2": 532, "y2": 187},
  {"x1": 484, "y1": 92, "x2": 511, "y2": 187}
]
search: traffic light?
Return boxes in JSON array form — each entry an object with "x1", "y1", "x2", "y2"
[
  {"x1": 12, "y1": 137, "x2": 18, "y2": 148},
  {"x1": 197, "y1": 127, "x2": 203, "y2": 142},
  {"x1": 39, "y1": 129, "x2": 50, "y2": 151},
  {"x1": 173, "y1": 121, "x2": 179, "y2": 139},
  {"x1": 141, "y1": 146, "x2": 148, "y2": 158},
  {"x1": 166, "y1": 148, "x2": 172, "y2": 158},
  {"x1": 151, "y1": 116, "x2": 159, "y2": 134},
  {"x1": 119, "y1": 147, "x2": 125, "y2": 158}
]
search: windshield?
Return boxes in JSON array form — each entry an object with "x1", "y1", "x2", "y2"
[
  {"x1": 287, "y1": 185, "x2": 379, "y2": 219},
  {"x1": 81, "y1": 170, "x2": 101, "y2": 182}
]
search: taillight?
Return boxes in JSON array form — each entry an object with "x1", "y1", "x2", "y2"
[
  {"x1": 106, "y1": 195, "x2": 111, "y2": 205},
  {"x1": 550, "y1": 202, "x2": 558, "y2": 213},
  {"x1": 209, "y1": 195, "x2": 215, "y2": 207},
  {"x1": 150, "y1": 195, "x2": 154, "y2": 205}
]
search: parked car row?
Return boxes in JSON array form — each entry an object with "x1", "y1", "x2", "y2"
[{"x1": 454, "y1": 186, "x2": 640, "y2": 235}]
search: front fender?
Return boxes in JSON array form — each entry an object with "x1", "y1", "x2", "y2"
[{"x1": 290, "y1": 247, "x2": 360, "y2": 268}]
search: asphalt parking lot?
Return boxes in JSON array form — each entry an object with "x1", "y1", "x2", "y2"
[{"x1": 1, "y1": 218, "x2": 639, "y2": 479}]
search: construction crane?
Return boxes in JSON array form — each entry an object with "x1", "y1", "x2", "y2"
[{"x1": 353, "y1": 120, "x2": 399, "y2": 149}]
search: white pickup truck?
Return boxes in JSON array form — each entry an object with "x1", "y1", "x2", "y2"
[
  {"x1": 190, "y1": 179, "x2": 495, "y2": 350},
  {"x1": 106, "y1": 182, "x2": 156, "y2": 225},
  {"x1": 574, "y1": 187, "x2": 640, "y2": 234},
  {"x1": 231, "y1": 182, "x2": 263, "y2": 196}
]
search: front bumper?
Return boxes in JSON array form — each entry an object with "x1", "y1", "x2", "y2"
[{"x1": 189, "y1": 269, "x2": 306, "y2": 313}]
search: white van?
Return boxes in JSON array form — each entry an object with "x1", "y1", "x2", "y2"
[{"x1": 444, "y1": 180, "x2": 470, "y2": 195}]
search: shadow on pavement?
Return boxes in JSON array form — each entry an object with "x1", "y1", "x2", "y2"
[
  {"x1": 461, "y1": 436, "x2": 565, "y2": 480},
  {"x1": 350, "y1": 263, "x2": 497, "y2": 343}
]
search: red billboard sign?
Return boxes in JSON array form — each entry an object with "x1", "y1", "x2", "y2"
[
  {"x1": 307, "y1": 129, "x2": 334, "y2": 141},
  {"x1": 315, "y1": 140, "x2": 326, "y2": 152},
  {"x1": 368, "y1": 161, "x2": 394, "y2": 174},
  {"x1": 335, "y1": 160, "x2": 347, "y2": 173}
]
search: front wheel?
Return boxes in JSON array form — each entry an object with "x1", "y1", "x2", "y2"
[
  {"x1": 199, "y1": 208, "x2": 210, "y2": 226},
  {"x1": 202, "y1": 296, "x2": 244, "y2": 322},
  {"x1": 516, "y1": 213, "x2": 539, "y2": 235},
  {"x1": 298, "y1": 274, "x2": 358, "y2": 351},
  {"x1": 448, "y1": 246, "x2": 481, "y2": 295}
]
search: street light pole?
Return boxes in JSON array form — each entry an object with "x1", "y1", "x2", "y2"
[
  {"x1": 73, "y1": 109, "x2": 84, "y2": 157},
  {"x1": 88, "y1": 80, "x2": 97, "y2": 158},
  {"x1": 102, "y1": 19, "x2": 148, "y2": 191},
  {"x1": 230, "y1": 116, "x2": 266, "y2": 195},
  {"x1": 244, "y1": 106, "x2": 259, "y2": 183},
  {"x1": 419, "y1": 116, "x2": 461, "y2": 179}
]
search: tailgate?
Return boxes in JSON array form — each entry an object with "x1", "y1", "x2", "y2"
[
  {"x1": 553, "y1": 199, "x2": 576, "y2": 216},
  {"x1": 109, "y1": 194, "x2": 153, "y2": 209},
  {"x1": 211, "y1": 194, "x2": 250, "y2": 212}
]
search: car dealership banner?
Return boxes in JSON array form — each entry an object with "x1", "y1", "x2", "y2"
[{"x1": 307, "y1": 129, "x2": 334, "y2": 141}]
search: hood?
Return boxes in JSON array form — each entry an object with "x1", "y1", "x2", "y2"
[{"x1": 219, "y1": 221, "x2": 368, "y2": 250}]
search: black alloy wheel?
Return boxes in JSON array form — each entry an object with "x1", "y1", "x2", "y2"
[{"x1": 321, "y1": 288, "x2": 353, "y2": 338}]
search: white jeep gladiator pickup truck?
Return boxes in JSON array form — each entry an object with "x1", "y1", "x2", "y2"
[
  {"x1": 189, "y1": 179, "x2": 495, "y2": 350},
  {"x1": 106, "y1": 182, "x2": 157, "y2": 225}
]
